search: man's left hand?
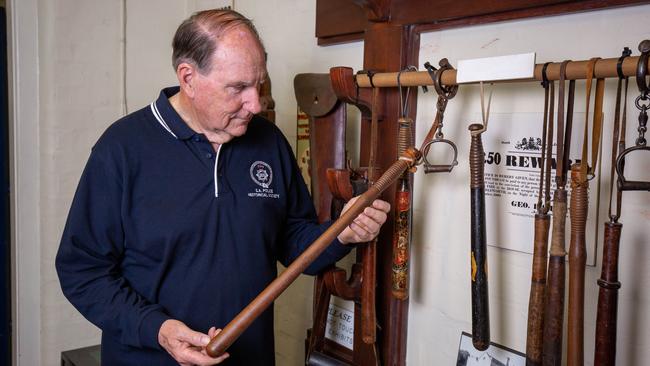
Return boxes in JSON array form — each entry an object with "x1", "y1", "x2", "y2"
[{"x1": 337, "y1": 197, "x2": 390, "y2": 244}]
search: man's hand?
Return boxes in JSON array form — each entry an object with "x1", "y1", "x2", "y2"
[
  {"x1": 337, "y1": 197, "x2": 390, "y2": 244},
  {"x1": 158, "y1": 319, "x2": 229, "y2": 366}
]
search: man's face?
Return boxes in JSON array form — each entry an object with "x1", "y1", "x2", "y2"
[{"x1": 189, "y1": 26, "x2": 267, "y2": 144}]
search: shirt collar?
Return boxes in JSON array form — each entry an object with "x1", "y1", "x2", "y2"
[{"x1": 151, "y1": 86, "x2": 196, "y2": 140}]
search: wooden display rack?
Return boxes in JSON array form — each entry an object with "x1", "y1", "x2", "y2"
[{"x1": 306, "y1": 1, "x2": 648, "y2": 365}]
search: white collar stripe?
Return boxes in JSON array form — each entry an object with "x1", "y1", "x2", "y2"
[
  {"x1": 150, "y1": 102, "x2": 178, "y2": 139},
  {"x1": 214, "y1": 145, "x2": 222, "y2": 197}
]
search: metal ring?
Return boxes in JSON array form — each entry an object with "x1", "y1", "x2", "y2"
[
  {"x1": 636, "y1": 40, "x2": 650, "y2": 93},
  {"x1": 635, "y1": 93, "x2": 650, "y2": 110},
  {"x1": 433, "y1": 58, "x2": 459, "y2": 100}
]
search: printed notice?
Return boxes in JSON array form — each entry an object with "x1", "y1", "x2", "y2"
[
  {"x1": 325, "y1": 300, "x2": 354, "y2": 350},
  {"x1": 482, "y1": 113, "x2": 601, "y2": 265}
]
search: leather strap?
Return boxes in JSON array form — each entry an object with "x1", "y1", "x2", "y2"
[
  {"x1": 537, "y1": 65, "x2": 550, "y2": 211},
  {"x1": 369, "y1": 87, "x2": 380, "y2": 183},
  {"x1": 563, "y1": 81, "x2": 577, "y2": 187},
  {"x1": 556, "y1": 60, "x2": 571, "y2": 187},
  {"x1": 545, "y1": 82, "x2": 555, "y2": 209},
  {"x1": 579, "y1": 58, "x2": 605, "y2": 182},
  {"x1": 608, "y1": 49, "x2": 631, "y2": 222},
  {"x1": 538, "y1": 63, "x2": 554, "y2": 214},
  {"x1": 591, "y1": 76, "x2": 605, "y2": 178}
]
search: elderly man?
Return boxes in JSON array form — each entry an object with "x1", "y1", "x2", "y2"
[{"x1": 56, "y1": 9, "x2": 389, "y2": 366}]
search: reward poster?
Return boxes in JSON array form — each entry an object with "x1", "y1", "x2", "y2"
[{"x1": 482, "y1": 113, "x2": 601, "y2": 265}]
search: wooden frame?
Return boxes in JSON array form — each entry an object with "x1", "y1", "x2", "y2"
[{"x1": 316, "y1": 0, "x2": 647, "y2": 45}]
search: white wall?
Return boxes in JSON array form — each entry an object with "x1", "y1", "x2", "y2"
[
  {"x1": 37, "y1": 0, "x2": 124, "y2": 363},
  {"x1": 9, "y1": 0, "x2": 40, "y2": 364},
  {"x1": 10, "y1": 0, "x2": 650, "y2": 365}
]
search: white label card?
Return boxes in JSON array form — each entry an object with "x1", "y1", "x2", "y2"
[{"x1": 457, "y1": 53, "x2": 536, "y2": 83}]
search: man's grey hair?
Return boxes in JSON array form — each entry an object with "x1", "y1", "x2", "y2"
[{"x1": 172, "y1": 9, "x2": 265, "y2": 74}]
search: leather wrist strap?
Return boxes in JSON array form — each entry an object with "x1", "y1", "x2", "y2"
[{"x1": 580, "y1": 58, "x2": 605, "y2": 182}]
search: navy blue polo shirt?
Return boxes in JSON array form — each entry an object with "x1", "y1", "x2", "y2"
[{"x1": 56, "y1": 87, "x2": 351, "y2": 365}]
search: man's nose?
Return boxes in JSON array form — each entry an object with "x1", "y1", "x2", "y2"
[{"x1": 243, "y1": 87, "x2": 262, "y2": 115}]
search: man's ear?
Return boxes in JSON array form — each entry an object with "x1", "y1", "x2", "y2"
[{"x1": 176, "y1": 62, "x2": 197, "y2": 98}]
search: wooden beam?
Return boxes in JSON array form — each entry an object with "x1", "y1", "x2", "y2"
[{"x1": 353, "y1": 55, "x2": 650, "y2": 87}]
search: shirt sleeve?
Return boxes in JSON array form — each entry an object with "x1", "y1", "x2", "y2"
[
  {"x1": 55, "y1": 143, "x2": 170, "y2": 350},
  {"x1": 276, "y1": 136, "x2": 352, "y2": 275}
]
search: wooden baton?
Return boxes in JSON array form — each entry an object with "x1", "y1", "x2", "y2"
[
  {"x1": 567, "y1": 164, "x2": 588, "y2": 366},
  {"x1": 469, "y1": 123, "x2": 490, "y2": 351},
  {"x1": 526, "y1": 64, "x2": 553, "y2": 366},
  {"x1": 205, "y1": 148, "x2": 421, "y2": 357},
  {"x1": 594, "y1": 47, "x2": 631, "y2": 366},
  {"x1": 542, "y1": 60, "x2": 574, "y2": 366},
  {"x1": 594, "y1": 222, "x2": 622, "y2": 366}
]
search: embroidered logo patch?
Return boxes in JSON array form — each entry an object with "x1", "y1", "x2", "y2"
[
  {"x1": 250, "y1": 161, "x2": 273, "y2": 188},
  {"x1": 248, "y1": 161, "x2": 279, "y2": 199}
]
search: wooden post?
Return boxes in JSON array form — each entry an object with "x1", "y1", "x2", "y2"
[{"x1": 361, "y1": 22, "x2": 420, "y2": 365}]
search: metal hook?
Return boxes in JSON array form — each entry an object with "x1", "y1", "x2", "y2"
[
  {"x1": 541, "y1": 62, "x2": 551, "y2": 88},
  {"x1": 433, "y1": 58, "x2": 459, "y2": 100},
  {"x1": 423, "y1": 61, "x2": 437, "y2": 94},
  {"x1": 636, "y1": 40, "x2": 650, "y2": 94},
  {"x1": 398, "y1": 66, "x2": 418, "y2": 118},
  {"x1": 397, "y1": 68, "x2": 405, "y2": 118},
  {"x1": 367, "y1": 70, "x2": 376, "y2": 88},
  {"x1": 617, "y1": 47, "x2": 632, "y2": 79}
]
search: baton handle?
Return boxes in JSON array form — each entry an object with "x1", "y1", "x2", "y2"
[
  {"x1": 568, "y1": 165, "x2": 588, "y2": 366},
  {"x1": 542, "y1": 189, "x2": 567, "y2": 366},
  {"x1": 594, "y1": 222, "x2": 623, "y2": 366},
  {"x1": 526, "y1": 213, "x2": 550, "y2": 366}
]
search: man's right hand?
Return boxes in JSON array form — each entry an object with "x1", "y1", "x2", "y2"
[{"x1": 158, "y1": 319, "x2": 229, "y2": 365}]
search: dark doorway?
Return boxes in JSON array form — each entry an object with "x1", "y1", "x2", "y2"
[{"x1": 0, "y1": 5, "x2": 11, "y2": 366}]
